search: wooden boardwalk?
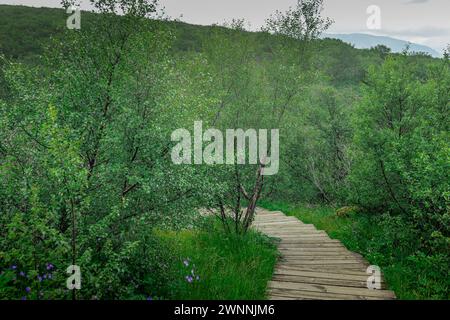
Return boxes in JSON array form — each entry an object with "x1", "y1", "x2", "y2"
[{"x1": 253, "y1": 208, "x2": 396, "y2": 300}]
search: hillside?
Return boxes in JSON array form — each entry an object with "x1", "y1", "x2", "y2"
[{"x1": 0, "y1": 4, "x2": 431, "y2": 86}]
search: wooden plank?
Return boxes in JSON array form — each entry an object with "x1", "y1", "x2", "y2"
[
  {"x1": 281, "y1": 254, "x2": 361, "y2": 260},
  {"x1": 281, "y1": 263, "x2": 367, "y2": 270},
  {"x1": 255, "y1": 220, "x2": 311, "y2": 225},
  {"x1": 256, "y1": 225, "x2": 318, "y2": 230},
  {"x1": 274, "y1": 267, "x2": 375, "y2": 280},
  {"x1": 256, "y1": 222, "x2": 313, "y2": 226},
  {"x1": 268, "y1": 281, "x2": 395, "y2": 299},
  {"x1": 256, "y1": 229, "x2": 318, "y2": 234},
  {"x1": 281, "y1": 256, "x2": 365, "y2": 262},
  {"x1": 280, "y1": 248, "x2": 363, "y2": 255},
  {"x1": 277, "y1": 265, "x2": 372, "y2": 275},
  {"x1": 255, "y1": 219, "x2": 297, "y2": 223},
  {"x1": 279, "y1": 249, "x2": 362, "y2": 256},
  {"x1": 268, "y1": 236, "x2": 325, "y2": 240},
  {"x1": 278, "y1": 240, "x2": 341, "y2": 244},
  {"x1": 280, "y1": 264, "x2": 367, "y2": 271},
  {"x1": 262, "y1": 232, "x2": 323, "y2": 237},
  {"x1": 279, "y1": 246, "x2": 345, "y2": 251},
  {"x1": 271, "y1": 274, "x2": 387, "y2": 289},
  {"x1": 281, "y1": 255, "x2": 363, "y2": 261},
  {"x1": 279, "y1": 239, "x2": 341, "y2": 244},
  {"x1": 258, "y1": 222, "x2": 314, "y2": 225},
  {"x1": 277, "y1": 265, "x2": 370, "y2": 274},
  {"x1": 279, "y1": 247, "x2": 351, "y2": 252},
  {"x1": 277, "y1": 235, "x2": 336, "y2": 239},
  {"x1": 279, "y1": 251, "x2": 355, "y2": 256},
  {"x1": 268, "y1": 289, "x2": 388, "y2": 300},
  {"x1": 255, "y1": 215, "x2": 294, "y2": 219},
  {"x1": 257, "y1": 230, "x2": 319, "y2": 235},
  {"x1": 262, "y1": 231, "x2": 327, "y2": 236},
  {"x1": 255, "y1": 216, "x2": 297, "y2": 220},
  {"x1": 267, "y1": 236, "x2": 325, "y2": 240},
  {"x1": 253, "y1": 221, "x2": 304, "y2": 227}
]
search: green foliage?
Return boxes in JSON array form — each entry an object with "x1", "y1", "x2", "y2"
[
  {"x1": 348, "y1": 53, "x2": 449, "y2": 248},
  {"x1": 0, "y1": 0, "x2": 204, "y2": 300}
]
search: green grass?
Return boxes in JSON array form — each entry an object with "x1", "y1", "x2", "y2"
[
  {"x1": 259, "y1": 200, "x2": 450, "y2": 300},
  {"x1": 159, "y1": 222, "x2": 278, "y2": 300}
]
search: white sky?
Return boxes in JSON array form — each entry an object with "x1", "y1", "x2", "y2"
[{"x1": 1, "y1": 0, "x2": 449, "y2": 52}]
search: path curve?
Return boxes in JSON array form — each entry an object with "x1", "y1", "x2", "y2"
[{"x1": 253, "y1": 208, "x2": 396, "y2": 300}]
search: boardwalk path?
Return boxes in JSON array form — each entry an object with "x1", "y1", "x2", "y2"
[{"x1": 253, "y1": 208, "x2": 396, "y2": 300}]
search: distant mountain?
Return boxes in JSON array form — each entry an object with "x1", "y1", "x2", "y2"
[{"x1": 322, "y1": 33, "x2": 440, "y2": 57}]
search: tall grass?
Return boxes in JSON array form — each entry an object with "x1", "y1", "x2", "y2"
[{"x1": 159, "y1": 221, "x2": 278, "y2": 300}]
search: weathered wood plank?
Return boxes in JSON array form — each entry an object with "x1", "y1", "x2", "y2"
[
  {"x1": 272, "y1": 274, "x2": 388, "y2": 289},
  {"x1": 280, "y1": 256, "x2": 365, "y2": 262},
  {"x1": 268, "y1": 281, "x2": 395, "y2": 299},
  {"x1": 279, "y1": 246, "x2": 349, "y2": 251},
  {"x1": 279, "y1": 239, "x2": 341, "y2": 244},
  {"x1": 256, "y1": 221, "x2": 306, "y2": 225},
  {"x1": 262, "y1": 232, "x2": 328, "y2": 237},
  {"x1": 256, "y1": 225, "x2": 319, "y2": 230},
  {"x1": 274, "y1": 267, "x2": 375, "y2": 280},
  {"x1": 280, "y1": 255, "x2": 365, "y2": 261},
  {"x1": 281, "y1": 263, "x2": 367, "y2": 270},
  {"x1": 268, "y1": 289, "x2": 389, "y2": 300},
  {"x1": 276, "y1": 265, "x2": 371, "y2": 276},
  {"x1": 279, "y1": 250, "x2": 362, "y2": 257}
]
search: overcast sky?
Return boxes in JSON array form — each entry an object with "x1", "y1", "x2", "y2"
[{"x1": 1, "y1": 0, "x2": 449, "y2": 52}]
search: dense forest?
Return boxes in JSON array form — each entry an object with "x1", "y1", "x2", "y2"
[{"x1": 0, "y1": 1, "x2": 448, "y2": 300}]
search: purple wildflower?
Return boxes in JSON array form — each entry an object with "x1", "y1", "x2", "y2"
[
  {"x1": 19, "y1": 271, "x2": 26, "y2": 277},
  {"x1": 185, "y1": 275, "x2": 193, "y2": 283},
  {"x1": 11, "y1": 265, "x2": 17, "y2": 270},
  {"x1": 146, "y1": 296, "x2": 153, "y2": 301},
  {"x1": 21, "y1": 296, "x2": 27, "y2": 301},
  {"x1": 47, "y1": 274, "x2": 53, "y2": 280},
  {"x1": 46, "y1": 263, "x2": 54, "y2": 271},
  {"x1": 25, "y1": 287, "x2": 31, "y2": 293},
  {"x1": 183, "y1": 259, "x2": 190, "y2": 267},
  {"x1": 37, "y1": 275, "x2": 43, "y2": 282}
]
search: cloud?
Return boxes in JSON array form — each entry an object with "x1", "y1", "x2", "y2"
[{"x1": 402, "y1": 0, "x2": 430, "y2": 4}]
